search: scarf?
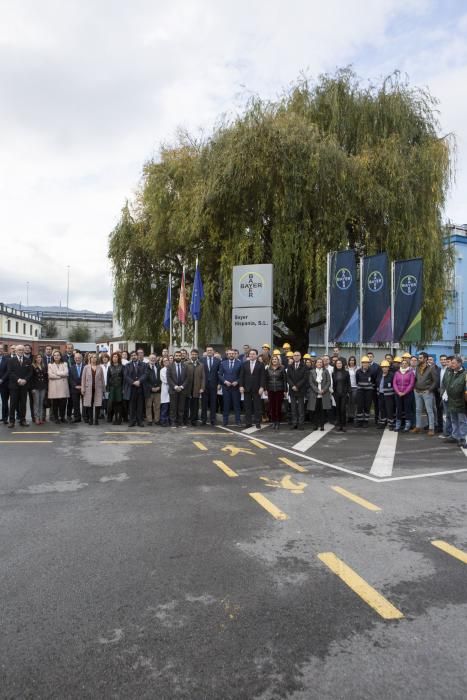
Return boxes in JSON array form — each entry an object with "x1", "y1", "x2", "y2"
[{"x1": 316, "y1": 367, "x2": 323, "y2": 391}]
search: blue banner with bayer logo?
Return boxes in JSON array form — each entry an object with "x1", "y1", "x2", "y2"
[
  {"x1": 328, "y1": 250, "x2": 359, "y2": 343},
  {"x1": 393, "y1": 258, "x2": 423, "y2": 342},
  {"x1": 362, "y1": 253, "x2": 392, "y2": 342}
]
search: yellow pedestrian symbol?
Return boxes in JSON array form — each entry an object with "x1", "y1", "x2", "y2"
[
  {"x1": 259, "y1": 474, "x2": 307, "y2": 494},
  {"x1": 221, "y1": 444, "x2": 256, "y2": 457}
]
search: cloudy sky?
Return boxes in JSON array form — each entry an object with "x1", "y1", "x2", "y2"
[{"x1": 1, "y1": 0, "x2": 466, "y2": 312}]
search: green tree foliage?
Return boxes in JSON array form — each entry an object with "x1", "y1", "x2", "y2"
[
  {"x1": 109, "y1": 69, "x2": 454, "y2": 347},
  {"x1": 42, "y1": 320, "x2": 58, "y2": 338},
  {"x1": 69, "y1": 324, "x2": 91, "y2": 343}
]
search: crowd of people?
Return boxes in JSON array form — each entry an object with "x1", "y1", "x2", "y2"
[{"x1": 0, "y1": 341, "x2": 466, "y2": 447}]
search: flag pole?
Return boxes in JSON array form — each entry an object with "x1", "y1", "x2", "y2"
[
  {"x1": 169, "y1": 273, "x2": 173, "y2": 353},
  {"x1": 325, "y1": 252, "x2": 331, "y2": 355},
  {"x1": 181, "y1": 265, "x2": 185, "y2": 348},
  {"x1": 359, "y1": 256, "x2": 363, "y2": 361},
  {"x1": 194, "y1": 257, "x2": 199, "y2": 350},
  {"x1": 390, "y1": 260, "x2": 395, "y2": 353}
]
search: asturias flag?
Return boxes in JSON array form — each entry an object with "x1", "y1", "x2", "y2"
[
  {"x1": 163, "y1": 276, "x2": 171, "y2": 330},
  {"x1": 178, "y1": 270, "x2": 187, "y2": 324},
  {"x1": 190, "y1": 263, "x2": 205, "y2": 321}
]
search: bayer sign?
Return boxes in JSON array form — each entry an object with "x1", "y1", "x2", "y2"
[
  {"x1": 400, "y1": 275, "x2": 418, "y2": 295},
  {"x1": 368, "y1": 270, "x2": 384, "y2": 293},
  {"x1": 335, "y1": 267, "x2": 352, "y2": 290}
]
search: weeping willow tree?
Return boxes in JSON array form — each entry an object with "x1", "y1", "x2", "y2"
[{"x1": 109, "y1": 68, "x2": 454, "y2": 347}]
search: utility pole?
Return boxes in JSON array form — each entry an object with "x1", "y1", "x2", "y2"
[{"x1": 66, "y1": 266, "x2": 70, "y2": 328}]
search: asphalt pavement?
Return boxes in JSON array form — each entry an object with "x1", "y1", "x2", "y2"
[{"x1": 1, "y1": 419, "x2": 466, "y2": 699}]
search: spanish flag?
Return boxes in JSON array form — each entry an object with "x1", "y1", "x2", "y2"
[{"x1": 178, "y1": 269, "x2": 187, "y2": 324}]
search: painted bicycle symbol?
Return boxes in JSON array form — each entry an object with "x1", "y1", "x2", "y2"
[
  {"x1": 335, "y1": 267, "x2": 352, "y2": 290},
  {"x1": 400, "y1": 275, "x2": 417, "y2": 296},
  {"x1": 368, "y1": 270, "x2": 384, "y2": 293}
]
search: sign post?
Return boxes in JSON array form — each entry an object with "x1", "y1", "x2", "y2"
[{"x1": 232, "y1": 264, "x2": 273, "y2": 351}]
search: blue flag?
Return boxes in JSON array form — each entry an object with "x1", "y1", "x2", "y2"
[
  {"x1": 163, "y1": 277, "x2": 171, "y2": 330},
  {"x1": 362, "y1": 253, "x2": 392, "y2": 342},
  {"x1": 328, "y1": 250, "x2": 359, "y2": 343},
  {"x1": 190, "y1": 264, "x2": 205, "y2": 321},
  {"x1": 393, "y1": 258, "x2": 423, "y2": 342}
]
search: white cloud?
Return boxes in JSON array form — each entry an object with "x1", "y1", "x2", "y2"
[{"x1": 0, "y1": 0, "x2": 465, "y2": 313}]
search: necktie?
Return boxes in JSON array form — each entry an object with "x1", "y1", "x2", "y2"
[
  {"x1": 77, "y1": 365, "x2": 81, "y2": 378},
  {"x1": 295, "y1": 363, "x2": 299, "y2": 369},
  {"x1": 230, "y1": 361, "x2": 233, "y2": 370},
  {"x1": 208, "y1": 358, "x2": 212, "y2": 371},
  {"x1": 20, "y1": 357, "x2": 23, "y2": 366},
  {"x1": 177, "y1": 363, "x2": 181, "y2": 382}
]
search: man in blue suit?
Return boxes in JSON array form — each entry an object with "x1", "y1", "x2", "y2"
[
  {"x1": 218, "y1": 348, "x2": 242, "y2": 426},
  {"x1": 201, "y1": 346, "x2": 221, "y2": 426}
]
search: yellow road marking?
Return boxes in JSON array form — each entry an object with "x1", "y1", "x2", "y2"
[
  {"x1": 331, "y1": 486, "x2": 381, "y2": 512},
  {"x1": 249, "y1": 492, "x2": 288, "y2": 520},
  {"x1": 279, "y1": 456, "x2": 308, "y2": 473},
  {"x1": 104, "y1": 431, "x2": 153, "y2": 435},
  {"x1": 100, "y1": 440, "x2": 153, "y2": 444},
  {"x1": 213, "y1": 460, "x2": 238, "y2": 478},
  {"x1": 193, "y1": 441, "x2": 208, "y2": 451},
  {"x1": 249, "y1": 439, "x2": 267, "y2": 449},
  {"x1": 431, "y1": 540, "x2": 467, "y2": 564},
  {"x1": 11, "y1": 431, "x2": 61, "y2": 435},
  {"x1": 0, "y1": 440, "x2": 54, "y2": 444},
  {"x1": 318, "y1": 552, "x2": 404, "y2": 620}
]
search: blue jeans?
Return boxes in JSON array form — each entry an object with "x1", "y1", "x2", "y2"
[
  {"x1": 415, "y1": 391, "x2": 435, "y2": 430},
  {"x1": 443, "y1": 400, "x2": 452, "y2": 436},
  {"x1": 449, "y1": 411, "x2": 467, "y2": 442},
  {"x1": 32, "y1": 388, "x2": 46, "y2": 420}
]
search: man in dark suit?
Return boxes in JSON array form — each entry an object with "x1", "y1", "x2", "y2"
[
  {"x1": 286, "y1": 351, "x2": 308, "y2": 429},
  {"x1": 0, "y1": 347, "x2": 10, "y2": 424},
  {"x1": 201, "y1": 346, "x2": 221, "y2": 426},
  {"x1": 68, "y1": 352, "x2": 85, "y2": 422},
  {"x1": 167, "y1": 350, "x2": 189, "y2": 428},
  {"x1": 218, "y1": 348, "x2": 242, "y2": 426},
  {"x1": 239, "y1": 348, "x2": 266, "y2": 429},
  {"x1": 143, "y1": 354, "x2": 161, "y2": 425},
  {"x1": 8, "y1": 344, "x2": 32, "y2": 428},
  {"x1": 124, "y1": 349, "x2": 147, "y2": 426},
  {"x1": 185, "y1": 349, "x2": 205, "y2": 426}
]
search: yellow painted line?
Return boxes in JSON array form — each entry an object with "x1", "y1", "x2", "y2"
[
  {"x1": 12, "y1": 431, "x2": 61, "y2": 435},
  {"x1": 431, "y1": 540, "x2": 467, "y2": 564},
  {"x1": 213, "y1": 460, "x2": 238, "y2": 478},
  {"x1": 331, "y1": 486, "x2": 381, "y2": 512},
  {"x1": 318, "y1": 552, "x2": 404, "y2": 620},
  {"x1": 279, "y1": 456, "x2": 308, "y2": 473},
  {"x1": 249, "y1": 439, "x2": 267, "y2": 450},
  {"x1": 193, "y1": 441, "x2": 208, "y2": 451},
  {"x1": 0, "y1": 440, "x2": 54, "y2": 444},
  {"x1": 249, "y1": 492, "x2": 288, "y2": 520},
  {"x1": 103, "y1": 431, "x2": 153, "y2": 435},
  {"x1": 100, "y1": 440, "x2": 153, "y2": 445}
]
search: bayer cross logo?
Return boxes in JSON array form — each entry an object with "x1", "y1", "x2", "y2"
[
  {"x1": 238, "y1": 271, "x2": 265, "y2": 301},
  {"x1": 335, "y1": 267, "x2": 352, "y2": 290},
  {"x1": 368, "y1": 270, "x2": 384, "y2": 293},
  {"x1": 400, "y1": 275, "x2": 418, "y2": 296}
]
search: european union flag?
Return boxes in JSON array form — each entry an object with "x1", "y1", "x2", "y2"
[
  {"x1": 190, "y1": 264, "x2": 205, "y2": 321},
  {"x1": 163, "y1": 277, "x2": 172, "y2": 330}
]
